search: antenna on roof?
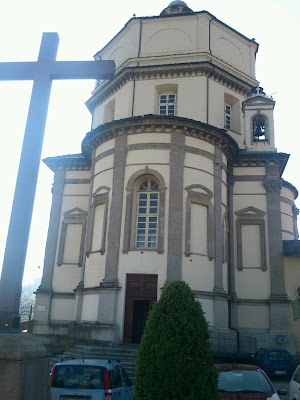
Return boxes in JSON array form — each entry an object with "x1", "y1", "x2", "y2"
[{"x1": 80, "y1": 342, "x2": 85, "y2": 362}]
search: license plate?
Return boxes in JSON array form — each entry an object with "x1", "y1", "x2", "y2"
[
  {"x1": 274, "y1": 371, "x2": 286, "y2": 375},
  {"x1": 61, "y1": 398, "x2": 88, "y2": 400}
]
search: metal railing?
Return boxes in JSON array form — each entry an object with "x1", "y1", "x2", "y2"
[{"x1": 210, "y1": 331, "x2": 256, "y2": 358}]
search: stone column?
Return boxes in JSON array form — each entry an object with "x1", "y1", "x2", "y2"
[
  {"x1": 293, "y1": 205, "x2": 299, "y2": 240},
  {"x1": 213, "y1": 147, "x2": 228, "y2": 328},
  {"x1": 166, "y1": 131, "x2": 185, "y2": 284},
  {"x1": 264, "y1": 166, "x2": 291, "y2": 341},
  {"x1": 102, "y1": 133, "x2": 127, "y2": 286},
  {"x1": 97, "y1": 134, "x2": 127, "y2": 340},
  {"x1": 33, "y1": 169, "x2": 65, "y2": 327},
  {"x1": 227, "y1": 167, "x2": 238, "y2": 328},
  {"x1": 74, "y1": 150, "x2": 95, "y2": 323}
]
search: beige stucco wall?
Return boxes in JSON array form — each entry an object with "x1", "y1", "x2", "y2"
[
  {"x1": 50, "y1": 298, "x2": 76, "y2": 321},
  {"x1": 235, "y1": 269, "x2": 270, "y2": 300},
  {"x1": 233, "y1": 172, "x2": 270, "y2": 300},
  {"x1": 81, "y1": 293, "x2": 100, "y2": 322},
  {"x1": 95, "y1": 138, "x2": 115, "y2": 157},
  {"x1": 284, "y1": 257, "x2": 300, "y2": 354},
  {"x1": 97, "y1": 12, "x2": 256, "y2": 79},
  {"x1": 52, "y1": 264, "x2": 82, "y2": 292},
  {"x1": 280, "y1": 184, "x2": 297, "y2": 240},
  {"x1": 238, "y1": 304, "x2": 270, "y2": 329}
]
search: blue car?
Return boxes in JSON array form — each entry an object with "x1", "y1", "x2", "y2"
[{"x1": 252, "y1": 347, "x2": 296, "y2": 377}]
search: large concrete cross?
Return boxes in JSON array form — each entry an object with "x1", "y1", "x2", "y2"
[{"x1": 0, "y1": 32, "x2": 115, "y2": 330}]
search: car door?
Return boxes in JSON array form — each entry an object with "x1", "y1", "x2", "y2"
[
  {"x1": 111, "y1": 365, "x2": 123, "y2": 400},
  {"x1": 253, "y1": 348, "x2": 265, "y2": 368},
  {"x1": 120, "y1": 365, "x2": 134, "y2": 400},
  {"x1": 289, "y1": 365, "x2": 300, "y2": 400}
]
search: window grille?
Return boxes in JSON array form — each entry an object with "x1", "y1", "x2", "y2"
[
  {"x1": 224, "y1": 103, "x2": 231, "y2": 129},
  {"x1": 159, "y1": 94, "x2": 176, "y2": 116},
  {"x1": 136, "y1": 179, "x2": 159, "y2": 249}
]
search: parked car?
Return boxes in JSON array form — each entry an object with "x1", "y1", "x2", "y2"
[
  {"x1": 289, "y1": 364, "x2": 300, "y2": 400},
  {"x1": 216, "y1": 363, "x2": 287, "y2": 400},
  {"x1": 50, "y1": 358, "x2": 134, "y2": 400},
  {"x1": 252, "y1": 348, "x2": 296, "y2": 377}
]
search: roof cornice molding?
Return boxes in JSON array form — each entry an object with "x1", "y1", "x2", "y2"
[
  {"x1": 282, "y1": 179, "x2": 299, "y2": 200},
  {"x1": 43, "y1": 154, "x2": 91, "y2": 172},
  {"x1": 81, "y1": 114, "x2": 239, "y2": 162},
  {"x1": 235, "y1": 151, "x2": 290, "y2": 177},
  {"x1": 85, "y1": 61, "x2": 256, "y2": 113}
]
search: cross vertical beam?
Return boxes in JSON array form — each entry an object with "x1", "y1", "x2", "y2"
[
  {"x1": 0, "y1": 33, "x2": 115, "y2": 330},
  {"x1": 0, "y1": 33, "x2": 59, "y2": 329}
]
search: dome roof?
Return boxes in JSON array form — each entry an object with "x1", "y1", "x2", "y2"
[{"x1": 160, "y1": 0, "x2": 194, "y2": 16}]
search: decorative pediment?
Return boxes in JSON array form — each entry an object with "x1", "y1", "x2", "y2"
[
  {"x1": 242, "y1": 95, "x2": 275, "y2": 112},
  {"x1": 185, "y1": 184, "x2": 213, "y2": 197},
  {"x1": 93, "y1": 185, "x2": 110, "y2": 197},
  {"x1": 63, "y1": 207, "x2": 88, "y2": 217},
  {"x1": 235, "y1": 206, "x2": 266, "y2": 217}
]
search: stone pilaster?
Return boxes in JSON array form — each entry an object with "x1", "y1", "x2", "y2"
[
  {"x1": 34, "y1": 169, "x2": 65, "y2": 324},
  {"x1": 166, "y1": 131, "x2": 185, "y2": 283},
  {"x1": 213, "y1": 147, "x2": 227, "y2": 328},
  {"x1": 293, "y1": 205, "x2": 299, "y2": 240},
  {"x1": 263, "y1": 176, "x2": 286, "y2": 300},
  {"x1": 97, "y1": 134, "x2": 126, "y2": 336},
  {"x1": 227, "y1": 166, "x2": 238, "y2": 328},
  {"x1": 102, "y1": 134, "x2": 127, "y2": 286},
  {"x1": 74, "y1": 150, "x2": 95, "y2": 323},
  {"x1": 264, "y1": 167, "x2": 290, "y2": 339}
]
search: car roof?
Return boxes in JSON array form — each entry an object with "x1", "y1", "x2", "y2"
[
  {"x1": 215, "y1": 364, "x2": 262, "y2": 371},
  {"x1": 54, "y1": 359, "x2": 118, "y2": 368}
]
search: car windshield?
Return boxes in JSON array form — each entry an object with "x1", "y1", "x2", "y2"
[
  {"x1": 218, "y1": 370, "x2": 274, "y2": 393},
  {"x1": 267, "y1": 351, "x2": 290, "y2": 361},
  {"x1": 52, "y1": 365, "x2": 105, "y2": 389}
]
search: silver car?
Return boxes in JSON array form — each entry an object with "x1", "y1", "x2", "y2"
[
  {"x1": 50, "y1": 358, "x2": 134, "y2": 400},
  {"x1": 289, "y1": 364, "x2": 300, "y2": 400}
]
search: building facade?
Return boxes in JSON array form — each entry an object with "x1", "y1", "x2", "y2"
[{"x1": 33, "y1": 1, "x2": 299, "y2": 353}]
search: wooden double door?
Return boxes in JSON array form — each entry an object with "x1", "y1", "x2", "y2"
[{"x1": 123, "y1": 274, "x2": 158, "y2": 343}]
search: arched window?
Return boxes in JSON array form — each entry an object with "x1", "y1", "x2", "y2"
[
  {"x1": 136, "y1": 179, "x2": 159, "y2": 249},
  {"x1": 123, "y1": 168, "x2": 166, "y2": 254}
]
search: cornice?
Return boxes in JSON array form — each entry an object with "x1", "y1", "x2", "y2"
[
  {"x1": 43, "y1": 154, "x2": 91, "y2": 172},
  {"x1": 282, "y1": 179, "x2": 298, "y2": 200},
  {"x1": 81, "y1": 114, "x2": 239, "y2": 162},
  {"x1": 85, "y1": 61, "x2": 255, "y2": 113},
  {"x1": 234, "y1": 151, "x2": 290, "y2": 177}
]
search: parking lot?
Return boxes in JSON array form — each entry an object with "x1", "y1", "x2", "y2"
[{"x1": 272, "y1": 378, "x2": 290, "y2": 400}]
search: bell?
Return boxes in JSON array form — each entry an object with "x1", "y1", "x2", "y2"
[{"x1": 253, "y1": 121, "x2": 265, "y2": 137}]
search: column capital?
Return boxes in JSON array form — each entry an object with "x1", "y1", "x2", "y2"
[{"x1": 263, "y1": 178, "x2": 283, "y2": 194}]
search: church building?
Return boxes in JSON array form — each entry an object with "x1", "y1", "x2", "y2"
[{"x1": 33, "y1": 1, "x2": 300, "y2": 354}]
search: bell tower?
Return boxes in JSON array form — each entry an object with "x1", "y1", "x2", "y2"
[{"x1": 242, "y1": 87, "x2": 276, "y2": 151}]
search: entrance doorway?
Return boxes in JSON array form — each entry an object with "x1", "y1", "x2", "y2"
[{"x1": 123, "y1": 274, "x2": 157, "y2": 343}]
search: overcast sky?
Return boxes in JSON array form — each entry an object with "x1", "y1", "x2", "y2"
[{"x1": 0, "y1": 0, "x2": 299, "y2": 285}]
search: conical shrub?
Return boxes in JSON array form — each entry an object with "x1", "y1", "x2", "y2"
[{"x1": 135, "y1": 280, "x2": 218, "y2": 400}]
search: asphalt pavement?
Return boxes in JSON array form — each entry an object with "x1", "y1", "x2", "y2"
[{"x1": 272, "y1": 377, "x2": 290, "y2": 400}]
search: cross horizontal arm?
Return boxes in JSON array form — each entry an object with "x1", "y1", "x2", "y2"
[
  {"x1": 50, "y1": 60, "x2": 115, "y2": 80},
  {"x1": 0, "y1": 62, "x2": 38, "y2": 80},
  {"x1": 0, "y1": 60, "x2": 115, "y2": 81}
]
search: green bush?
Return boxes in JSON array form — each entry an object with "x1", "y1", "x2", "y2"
[{"x1": 135, "y1": 280, "x2": 218, "y2": 400}]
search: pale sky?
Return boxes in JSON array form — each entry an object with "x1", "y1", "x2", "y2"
[{"x1": 0, "y1": 0, "x2": 299, "y2": 285}]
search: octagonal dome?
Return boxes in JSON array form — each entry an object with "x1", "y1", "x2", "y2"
[{"x1": 160, "y1": 0, "x2": 194, "y2": 16}]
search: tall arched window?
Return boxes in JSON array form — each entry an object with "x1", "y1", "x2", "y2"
[
  {"x1": 136, "y1": 179, "x2": 159, "y2": 249},
  {"x1": 123, "y1": 168, "x2": 166, "y2": 254}
]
